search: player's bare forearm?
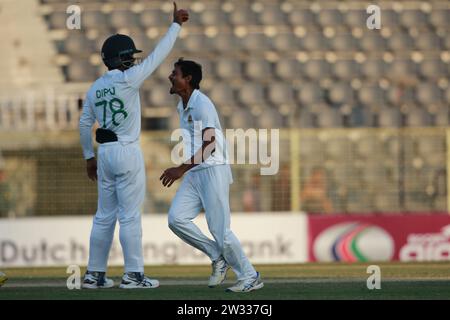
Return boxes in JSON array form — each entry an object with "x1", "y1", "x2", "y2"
[
  {"x1": 184, "y1": 136, "x2": 215, "y2": 170},
  {"x1": 160, "y1": 130, "x2": 215, "y2": 187}
]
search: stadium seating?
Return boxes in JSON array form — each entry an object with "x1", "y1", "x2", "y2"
[{"x1": 37, "y1": 0, "x2": 448, "y2": 130}]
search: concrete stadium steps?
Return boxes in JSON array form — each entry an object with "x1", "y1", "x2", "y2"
[{"x1": 0, "y1": 0, "x2": 63, "y2": 89}]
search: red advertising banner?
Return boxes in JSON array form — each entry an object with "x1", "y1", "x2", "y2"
[{"x1": 308, "y1": 214, "x2": 450, "y2": 262}]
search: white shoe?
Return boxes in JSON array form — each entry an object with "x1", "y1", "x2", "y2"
[
  {"x1": 82, "y1": 271, "x2": 114, "y2": 289},
  {"x1": 208, "y1": 256, "x2": 230, "y2": 288},
  {"x1": 0, "y1": 271, "x2": 8, "y2": 287},
  {"x1": 119, "y1": 272, "x2": 160, "y2": 289},
  {"x1": 226, "y1": 272, "x2": 264, "y2": 293}
]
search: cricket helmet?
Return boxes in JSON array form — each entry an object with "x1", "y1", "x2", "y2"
[{"x1": 101, "y1": 34, "x2": 142, "y2": 69}]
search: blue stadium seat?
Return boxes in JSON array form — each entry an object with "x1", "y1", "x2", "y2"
[
  {"x1": 415, "y1": 32, "x2": 442, "y2": 51},
  {"x1": 216, "y1": 59, "x2": 242, "y2": 79},
  {"x1": 331, "y1": 34, "x2": 359, "y2": 52},
  {"x1": 259, "y1": 6, "x2": 286, "y2": 25},
  {"x1": 328, "y1": 82, "x2": 354, "y2": 105},
  {"x1": 400, "y1": 10, "x2": 428, "y2": 28},
  {"x1": 381, "y1": 9, "x2": 399, "y2": 27},
  {"x1": 110, "y1": 10, "x2": 140, "y2": 30},
  {"x1": 344, "y1": 10, "x2": 366, "y2": 28},
  {"x1": 317, "y1": 9, "x2": 343, "y2": 27},
  {"x1": 387, "y1": 86, "x2": 415, "y2": 106},
  {"x1": 238, "y1": 83, "x2": 265, "y2": 106},
  {"x1": 434, "y1": 107, "x2": 449, "y2": 126},
  {"x1": 209, "y1": 83, "x2": 237, "y2": 107},
  {"x1": 317, "y1": 106, "x2": 344, "y2": 127},
  {"x1": 298, "y1": 83, "x2": 324, "y2": 105},
  {"x1": 360, "y1": 32, "x2": 387, "y2": 52},
  {"x1": 48, "y1": 12, "x2": 67, "y2": 29},
  {"x1": 147, "y1": 84, "x2": 173, "y2": 107},
  {"x1": 131, "y1": 32, "x2": 156, "y2": 54},
  {"x1": 256, "y1": 107, "x2": 284, "y2": 128},
  {"x1": 274, "y1": 59, "x2": 300, "y2": 80},
  {"x1": 302, "y1": 32, "x2": 328, "y2": 51},
  {"x1": 419, "y1": 59, "x2": 446, "y2": 79},
  {"x1": 267, "y1": 83, "x2": 295, "y2": 105},
  {"x1": 155, "y1": 60, "x2": 175, "y2": 82},
  {"x1": 378, "y1": 107, "x2": 402, "y2": 127},
  {"x1": 405, "y1": 107, "x2": 431, "y2": 127},
  {"x1": 388, "y1": 31, "x2": 414, "y2": 51},
  {"x1": 288, "y1": 9, "x2": 316, "y2": 26},
  {"x1": 64, "y1": 34, "x2": 92, "y2": 55},
  {"x1": 229, "y1": 6, "x2": 257, "y2": 25},
  {"x1": 182, "y1": 34, "x2": 210, "y2": 52},
  {"x1": 304, "y1": 60, "x2": 331, "y2": 80},
  {"x1": 358, "y1": 85, "x2": 386, "y2": 107},
  {"x1": 272, "y1": 33, "x2": 300, "y2": 51},
  {"x1": 244, "y1": 59, "x2": 272, "y2": 80},
  {"x1": 349, "y1": 106, "x2": 370, "y2": 127},
  {"x1": 213, "y1": 33, "x2": 239, "y2": 52},
  {"x1": 83, "y1": 11, "x2": 108, "y2": 29},
  {"x1": 429, "y1": 9, "x2": 449, "y2": 28},
  {"x1": 241, "y1": 33, "x2": 270, "y2": 51},
  {"x1": 387, "y1": 59, "x2": 417, "y2": 81},
  {"x1": 332, "y1": 60, "x2": 360, "y2": 80},
  {"x1": 201, "y1": 9, "x2": 228, "y2": 26},
  {"x1": 140, "y1": 9, "x2": 167, "y2": 28},
  {"x1": 361, "y1": 59, "x2": 386, "y2": 79},
  {"x1": 416, "y1": 83, "x2": 442, "y2": 105},
  {"x1": 228, "y1": 107, "x2": 255, "y2": 128},
  {"x1": 67, "y1": 59, "x2": 96, "y2": 82}
]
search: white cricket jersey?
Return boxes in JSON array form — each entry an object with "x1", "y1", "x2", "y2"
[
  {"x1": 177, "y1": 89, "x2": 230, "y2": 171},
  {"x1": 79, "y1": 23, "x2": 181, "y2": 159}
]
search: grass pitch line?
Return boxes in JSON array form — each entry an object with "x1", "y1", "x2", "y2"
[{"x1": 3, "y1": 277, "x2": 449, "y2": 288}]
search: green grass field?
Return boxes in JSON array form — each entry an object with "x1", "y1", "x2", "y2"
[{"x1": 1, "y1": 262, "x2": 450, "y2": 300}]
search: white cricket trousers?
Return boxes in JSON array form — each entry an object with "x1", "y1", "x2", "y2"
[
  {"x1": 168, "y1": 165, "x2": 256, "y2": 281},
  {"x1": 87, "y1": 141, "x2": 145, "y2": 273}
]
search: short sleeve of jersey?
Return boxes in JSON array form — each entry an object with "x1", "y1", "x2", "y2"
[{"x1": 191, "y1": 98, "x2": 217, "y2": 130}]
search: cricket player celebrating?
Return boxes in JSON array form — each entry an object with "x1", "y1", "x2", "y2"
[
  {"x1": 79, "y1": 3, "x2": 188, "y2": 289},
  {"x1": 160, "y1": 59, "x2": 264, "y2": 292}
]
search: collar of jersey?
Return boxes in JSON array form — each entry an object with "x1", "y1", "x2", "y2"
[{"x1": 179, "y1": 89, "x2": 200, "y2": 112}]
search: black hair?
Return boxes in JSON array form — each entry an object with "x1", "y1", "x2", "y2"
[{"x1": 174, "y1": 58, "x2": 202, "y2": 89}]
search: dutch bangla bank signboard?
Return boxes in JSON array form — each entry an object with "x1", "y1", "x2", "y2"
[
  {"x1": 0, "y1": 214, "x2": 308, "y2": 268},
  {"x1": 3, "y1": 213, "x2": 450, "y2": 267},
  {"x1": 308, "y1": 214, "x2": 450, "y2": 262}
]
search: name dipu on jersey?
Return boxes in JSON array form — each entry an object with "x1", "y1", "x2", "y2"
[{"x1": 96, "y1": 87, "x2": 116, "y2": 98}]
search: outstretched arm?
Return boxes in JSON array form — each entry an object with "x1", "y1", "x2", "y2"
[{"x1": 124, "y1": 2, "x2": 189, "y2": 88}]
